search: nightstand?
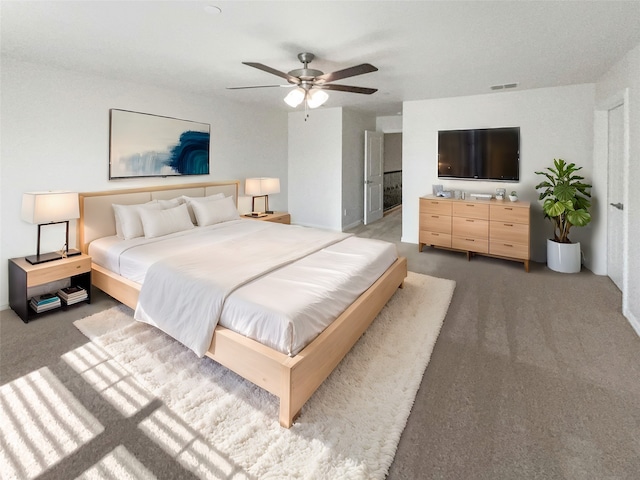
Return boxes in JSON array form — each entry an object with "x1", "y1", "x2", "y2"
[
  {"x1": 9, "y1": 254, "x2": 92, "y2": 323},
  {"x1": 243, "y1": 212, "x2": 291, "y2": 225}
]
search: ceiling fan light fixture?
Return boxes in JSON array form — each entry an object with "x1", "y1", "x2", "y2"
[
  {"x1": 284, "y1": 88, "x2": 305, "y2": 107},
  {"x1": 306, "y1": 89, "x2": 329, "y2": 109}
]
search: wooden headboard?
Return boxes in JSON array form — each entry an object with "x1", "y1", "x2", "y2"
[{"x1": 77, "y1": 180, "x2": 240, "y2": 253}]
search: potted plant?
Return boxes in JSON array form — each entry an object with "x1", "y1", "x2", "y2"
[
  {"x1": 509, "y1": 191, "x2": 518, "y2": 202},
  {"x1": 535, "y1": 158, "x2": 592, "y2": 273}
]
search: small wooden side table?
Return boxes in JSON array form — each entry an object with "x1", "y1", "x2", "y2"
[
  {"x1": 8, "y1": 254, "x2": 92, "y2": 323},
  {"x1": 243, "y1": 212, "x2": 291, "y2": 225}
]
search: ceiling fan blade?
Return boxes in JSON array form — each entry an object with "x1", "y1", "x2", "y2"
[
  {"x1": 318, "y1": 84, "x2": 378, "y2": 95},
  {"x1": 242, "y1": 62, "x2": 300, "y2": 84},
  {"x1": 227, "y1": 85, "x2": 295, "y2": 90},
  {"x1": 315, "y1": 63, "x2": 378, "y2": 83}
]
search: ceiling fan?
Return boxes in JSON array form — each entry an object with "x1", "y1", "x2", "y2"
[{"x1": 228, "y1": 53, "x2": 378, "y2": 109}]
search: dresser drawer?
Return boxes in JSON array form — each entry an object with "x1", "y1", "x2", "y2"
[
  {"x1": 420, "y1": 213, "x2": 451, "y2": 234},
  {"x1": 453, "y1": 217, "x2": 488, "y2": 239},
  {"x1": 452, "y1": 236, "x2": 489, "y2": 254},
  {"x1": 490, "y1": 204, "x2": 529, "y2": 224},
  {"x1": 490, "y1": 241, "x2": 529, "y2": 260},
  {"x1": 420, "y1": 198, "x2": 452, "y2": 215},
  {"x1": 453, "y1": 202, "x2": 489, "y2": 220},
  {"x1": 419, "y1": 231, "x2": 452, "y2": 248},
  {"x1": 490, "y1": 221, "x2": 529, "y2": 244}
]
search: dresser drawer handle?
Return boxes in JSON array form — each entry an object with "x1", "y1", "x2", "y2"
[
  {"x1": 466, "y1": 219, "x2": 474, "y2": 222},
  {"x1": 466, "y1": 204, "x2": 475, "y2": 207},
  {"x1": 504, "y1": 244, "x2": 513, "y2": 247},
  {"x1": 504, "y1": 223, "x2": 513, "y2": 227},
  {"x1": 432, "y1": 233, "x2": 440, "y2": 236},
  {"x1": 431, "y1": 215, "x2": 439, "y2": 218},
  {"x1": 466, "y1": 239, "x2": 475, "y2": 242},
  {"x1": 505, "y1": 207, "x2": 513, "y2": 210}
]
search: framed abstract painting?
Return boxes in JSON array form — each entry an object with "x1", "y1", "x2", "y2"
[{"x1": 109, "y1": 109, "x2": 210, "y2": 179}]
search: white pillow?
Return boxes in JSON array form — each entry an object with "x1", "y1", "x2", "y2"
[
  {"x1": 139, "y1": 203, "x2": 194, "y2": 238},
  {"x1": 157, "y1": 197, "x2": 183, "y2": 209},
  {"x1": 182, "y1": 193, "x2": 226, "y2": 224},
  {"x1": 113, "y1": 202, "x2": 162, "y2": 240},
  {"x1": 191, "y1": 195, "x2": 240, "y2": 227}
]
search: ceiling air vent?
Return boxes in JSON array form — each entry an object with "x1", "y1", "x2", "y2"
[{"x1": 490, "y1": 82, "x2": 519, "y2": 91}]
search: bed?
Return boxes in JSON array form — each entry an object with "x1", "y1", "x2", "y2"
[{"x1": 78, "y1": 181, "x2": 407, "y2": 427}]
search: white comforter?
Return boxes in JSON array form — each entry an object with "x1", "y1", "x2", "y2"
[
  {"x1": 90, "y1": 219, "x2": 398, "y2": 357},
  {"x1": 134, "y1": 221, "x2": 348, "y2": 356}
]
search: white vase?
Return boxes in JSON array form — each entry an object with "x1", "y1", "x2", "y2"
[{"x1": 546, "y1": 239, "x2": 581, "y2": 273}]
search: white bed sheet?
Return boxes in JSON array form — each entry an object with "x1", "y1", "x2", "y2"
[{"x1": 89, "y1": 220, "x2": 397, "y2": 356}]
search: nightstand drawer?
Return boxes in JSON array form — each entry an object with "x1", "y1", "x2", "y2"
[
  {"x1": 266, "y1": 213, "x2": 291, "y2": 224},
  {"x1": 26, "y1": 256, "x2": 91, "y2": 287}
]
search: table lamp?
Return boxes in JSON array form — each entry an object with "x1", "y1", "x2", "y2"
[
  {"x1": 21, "y1": 191, "x2": 81, "y2": 264},
  {"x1": 245, "y1": 178, "x2": 280, "y2": 216}
]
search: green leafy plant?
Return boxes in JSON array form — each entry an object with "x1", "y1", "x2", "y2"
[
  {"x1": 535, "y1": 158, "x2": 592, "y2": 244},
  {"x1": 511, "y1": 190, "x2": 517, "y2": 196}
]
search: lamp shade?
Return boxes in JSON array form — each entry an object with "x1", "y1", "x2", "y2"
[
  {"x1": 284, "y1": 88, "x2": 305, "y2": 108},
  {"x1": 21, "y1": 191, "x2": 80, "y2": 224},
  {"x1": 245, "y1": 178, "x2": 280, "y2": 196},
  {"x1": 306, "y1": 89, "x2": 329, "y2": 109}
]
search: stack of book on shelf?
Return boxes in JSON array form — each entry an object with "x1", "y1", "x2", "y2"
[
  {"x1": 56, "y1": 286, "x2": 88, "y2": 305},
  {"x1": 29, "y1": 293, "x2": 61, "y2": 313}
]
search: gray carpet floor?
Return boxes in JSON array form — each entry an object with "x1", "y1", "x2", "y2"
[{"x1": 1, "y1": 208, "x2": 639, "y2": 479}]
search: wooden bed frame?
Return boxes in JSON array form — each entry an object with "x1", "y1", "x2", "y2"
[{"x1": 78, "y1": 181, "x2": 407, "y2": 427}]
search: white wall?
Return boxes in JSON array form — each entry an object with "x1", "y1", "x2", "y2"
[
  {"x1": 402, "y1": 84, "x2": 596, "y2": 264},
  {"x1": 342, "y1": 110, "x2": 376, "y2": 230},
  {"x1": 376, "y1": 115, "x2": 403, "y2": 133},
  {"x1": 0, "y1": 58, "x2": 288, "y2": 309},
  {"x1": 288, "y1": 108, "x2": 343, "y2": 230},
  {"x1": 595, "y1": 42, "x2": 640, "y2": 334}
]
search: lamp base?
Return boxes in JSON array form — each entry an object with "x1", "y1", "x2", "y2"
[
  {"x1": 245, "y1": 212, "x2": 268, "y2": 218},
  {"x1": 25, "y1": 251, "x2": 63, "y2": 265}
]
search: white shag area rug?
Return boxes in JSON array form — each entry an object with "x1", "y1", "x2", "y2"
[{"x1": 71, "y1": 271, "x2": 455, "y2": 479}]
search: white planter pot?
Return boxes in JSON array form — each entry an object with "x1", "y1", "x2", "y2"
[{"x1": 547, "y1": 239, "x2": 581, "y2": 273}]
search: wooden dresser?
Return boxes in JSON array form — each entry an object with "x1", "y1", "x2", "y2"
[{"x1": 419, "y1": 195, "x2": 530, "y2": 271}]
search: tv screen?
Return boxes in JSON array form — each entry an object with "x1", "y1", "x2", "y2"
[{"x1": 438, "y1": 127, "x2": 520, "y2": 181}]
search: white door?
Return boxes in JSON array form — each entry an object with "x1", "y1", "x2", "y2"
[
  {"x1": 607, "y1": 104, "x2": 624, "y2": 291},
  {"x1": 364, "y1": 131, "x2": 384, "y2": 225}
]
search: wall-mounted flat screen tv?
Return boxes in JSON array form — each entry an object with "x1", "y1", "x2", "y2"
[{"x1": 438, "y1": 127, "x2": 520, "y2": 181}]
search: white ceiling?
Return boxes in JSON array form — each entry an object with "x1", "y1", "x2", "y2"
[{"x1": 2, "y1": 1, "x2": 640, "y2": 117}]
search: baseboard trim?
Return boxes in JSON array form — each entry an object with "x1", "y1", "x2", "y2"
[
  {"x1": 343, "y1": 219, "x2": 363, "y2": 231},
  {"x1": 625, "y1": 309, "x2": 640, "y2": 338}
]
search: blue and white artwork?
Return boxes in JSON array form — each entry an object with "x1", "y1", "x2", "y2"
[{"x1": 109, "y1": 109, "x2": 210, "y2": 179}]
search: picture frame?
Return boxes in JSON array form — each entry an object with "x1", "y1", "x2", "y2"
[{"x1": 109, "y1": 109, "x2": 210, "y2": 179}]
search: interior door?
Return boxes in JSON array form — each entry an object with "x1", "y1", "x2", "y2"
[
  {"x1": 607, "y1": 104, "x2": 624, "y2": 291},
  {"x1": 364, "y1": 131, "x2": 384, "y2": 225}
]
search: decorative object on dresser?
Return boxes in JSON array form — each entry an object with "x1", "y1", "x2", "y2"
[
  {"x1": 8, "y1": 254, "x2": 92, "y2": 323},
  {"x1": 535, "y1": 158, "x2": 592, "y2": 273},
  {"x1": 419, "y1": 195, "x2": 531, "y2": 271},
  {"x1": 21, "y1": 191, "x2": 81, "y2": 265},
  {"x1": 245, "y1": 177, "x2": 280, "y2": 214},
  {"x1": 109, "y1": 109, "x2": 210, "y2": 179},
  {"x1": 509, "y1": 190, "x2": 518, "y2": 202}
]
